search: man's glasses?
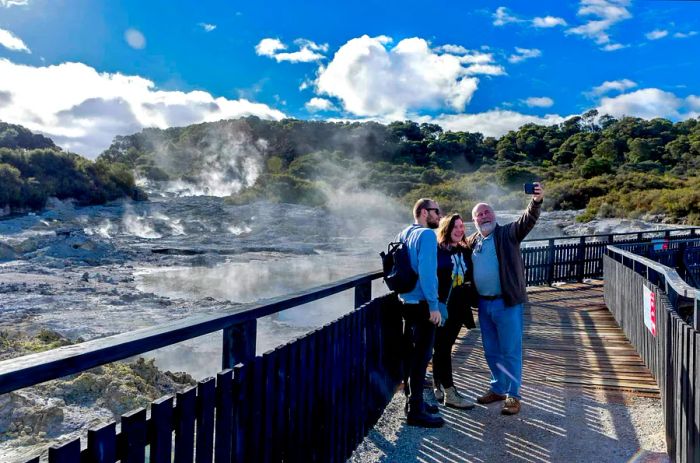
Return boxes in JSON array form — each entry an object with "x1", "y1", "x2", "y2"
[{"x1": 425, "y1": 208, "x2": 440, "y2": 214}]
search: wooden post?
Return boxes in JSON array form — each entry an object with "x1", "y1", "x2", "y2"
[
  {"x1": 354, "y1": 281, "x2": 371, "y2": 308},
  {"x1": 547, "y1": 239, "x2": 555, "y2": 285},
  {"x1": 222, "y1": 320, "x2": 257, "y2": 370},
  {"x1": 576, "y1": 236, "x2": 585, "y2": 282}
]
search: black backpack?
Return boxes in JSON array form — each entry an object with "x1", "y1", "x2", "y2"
[{"x1": 380, "y1": 229, "x2": 418, "y2": 293}]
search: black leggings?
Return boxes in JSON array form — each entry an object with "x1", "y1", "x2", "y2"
[{"x1": 432, "y1": 312, "x2": 463, "y2": 389}]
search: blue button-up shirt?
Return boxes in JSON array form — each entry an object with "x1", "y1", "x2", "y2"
[{"x1": 471, "y1": 233, "x2": 502, "y2": 296}]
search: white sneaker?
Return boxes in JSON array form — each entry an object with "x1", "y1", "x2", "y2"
[{"x1": 443, "y1": 386, "x2": 475, "y2": 409}]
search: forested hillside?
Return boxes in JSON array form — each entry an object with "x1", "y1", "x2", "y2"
[
  {"x1": 0, "y1": 122, "x2": 142, "y2": 213},
  {"x1": 100, "y1": 111, "x2": 700, "y2": 223}
]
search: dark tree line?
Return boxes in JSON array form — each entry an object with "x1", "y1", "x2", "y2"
[{"x1": 0, "y1": 122, "x2": 142, "y2": 212}]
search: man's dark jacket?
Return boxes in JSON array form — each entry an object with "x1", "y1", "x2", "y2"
[{"x1": 465, "y1": 199, "x2": 542, "y2": 307}]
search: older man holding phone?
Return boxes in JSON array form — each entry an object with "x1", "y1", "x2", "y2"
[{"x1": 465, "y1": 182, "x2": 544, "y2": 415}]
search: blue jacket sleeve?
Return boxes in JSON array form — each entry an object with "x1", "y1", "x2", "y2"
[{"x1": 417, "y1": 230, "x2": 439, "y2": 312}]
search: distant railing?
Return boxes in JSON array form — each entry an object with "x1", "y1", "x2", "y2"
[
  {"x1": 2, "y1": 227, "x2": 699, "y2": 462},
  {"x1": 604, "y1": 245, "x2": 700, "y2": 463},
  {"x1": 521, "y1": 227, "x2": 700, "y2": 285}
]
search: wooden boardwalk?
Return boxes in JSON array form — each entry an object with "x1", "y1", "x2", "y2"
[
  {"x1": 351, "y1": 282, "x2": 667, "y2": 463},
  {"x1": 453, "y1": 281, "x2": 660, "y2": 397}
]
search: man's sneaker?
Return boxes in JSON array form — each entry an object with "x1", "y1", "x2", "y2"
[
  {"x1": 501, "y1": 397, "x2": 521, "y2": 415},
  {"x1": 443, "y1": 386, "x2": 475, "y2": 410},
  {"x1": 476, "y1": 390, "x2": 507, "y2": 404},
  {"x1": 406, "y1": 411, "x2": 445, "y2": 428}
]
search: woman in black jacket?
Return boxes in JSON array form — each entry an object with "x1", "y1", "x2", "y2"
[{"x1": 433, "y1": 213, "x2": 477, "y2": 409}]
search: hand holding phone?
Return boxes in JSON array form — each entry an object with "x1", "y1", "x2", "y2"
[{"x1": 524, "y1": 182, "x2": 544, "y2": 201}]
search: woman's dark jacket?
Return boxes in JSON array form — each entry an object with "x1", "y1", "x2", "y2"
[{"x1": 437, "y1": 245, "x2": 476, "y2": 329}]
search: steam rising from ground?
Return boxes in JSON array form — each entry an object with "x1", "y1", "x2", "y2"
[{"x1": 147, "y1": 126, "x2": 268, "y2": 197}]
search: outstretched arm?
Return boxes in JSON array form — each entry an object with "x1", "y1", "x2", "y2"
[{"x1": 512, "y1": 182, "x2": 544, "y2": 242}]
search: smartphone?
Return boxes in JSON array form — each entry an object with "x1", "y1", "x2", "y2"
[{"x1": 523, "y1": 183, "x2": 537, "y2": 194}]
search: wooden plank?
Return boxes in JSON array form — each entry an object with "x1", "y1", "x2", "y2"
[
  {"x1": 222, "y1": 320, "x2": 256, "y2": 370},
  {"x1": 174, "y1": 386, "x2": 197, "y2": 463},
  {"x1": 261, "y1": 351, "x2": 276, "y2": 463},
  {"x1": 274, "y1": 345, "x2": 289, "y2": 463},
  {"x1": 545, "y1": 376, "x2": 659, "y2": 393},
  {"x1": 87, "y1": 422, "x2": 117, "y2": 463},
  {"x1": 150, "y1": 395, "x2": 174, "y2": 463},
  {"x1": 214, "y1": 370, "x2": 233, "y2": 463},
  {"x1": 118, "y1": 408, "x2": 147, "y2": 463},
  {"x1": 288, "y1": 337, "x2": 303, "y2": 462},
  {"x1": 48, "y1": 438, "x2": 81, "y2": 463},
  {"x1": 249, "y1": 356, "x2": 264, "y2": 461},
  {"x1": 195, "y1": 377, "x2": 216, "y2": 463},
  {"x1": 233, "y1": 363, "x2": 249, "y2": 463},
  {"x1": 694, "y1": 331, "x2": 700, "y2": 463}
]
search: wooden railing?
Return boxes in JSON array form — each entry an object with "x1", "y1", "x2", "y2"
[
  {"x1": 604, "y1": 244, "x2": 700, "y2": 463},
  {"x1": 3, "y1": 227, "x2": 699, "y2": 462},
  {"x1": 521, "y1": 227, "x2": 700, "y2": 285}
]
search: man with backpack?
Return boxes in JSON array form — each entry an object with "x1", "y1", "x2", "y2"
[{"x1": 396, "y1": 198, "x2": 444, "y2": 428}]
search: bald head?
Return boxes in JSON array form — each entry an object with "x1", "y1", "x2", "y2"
[{"x1": 472, "y1": 203, "x2": 496, "y2": 237}]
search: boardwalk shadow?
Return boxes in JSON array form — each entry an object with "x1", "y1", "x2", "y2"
[{"x1": 351, "y1": 283, "x2": 668, "y2": 463}]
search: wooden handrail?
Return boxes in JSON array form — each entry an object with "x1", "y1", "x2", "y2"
[{"x1": 0, "y1": 270, "x2": 383, "y2": 395}]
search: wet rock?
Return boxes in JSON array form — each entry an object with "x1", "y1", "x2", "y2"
[
  {"x1": 0, "y1": 393, "x2": 65, "y2": 434},
  {"x1": 0, "y1": 242, "x2": 17, "y2": 261},
  {"x1": 81, "y1": 272, "x2": 89, "y2": 282}
]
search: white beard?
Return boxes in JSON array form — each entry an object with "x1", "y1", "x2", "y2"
[{"x1": 476, "y1": 222, "x2": 495, "y2": 236}]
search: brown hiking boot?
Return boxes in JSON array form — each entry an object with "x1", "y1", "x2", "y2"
[
  {"x1": 476, "y1": 390, "x2": 507, "y2": 404},
  {"x1": 501, "y1": 397, "x2": 521, "y2": 415}
]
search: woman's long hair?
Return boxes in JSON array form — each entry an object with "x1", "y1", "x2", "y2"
[{"x1": 437, "y1": 213, "x2": 467, "y2": 250}]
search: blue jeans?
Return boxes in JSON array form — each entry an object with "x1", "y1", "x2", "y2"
[{"x1": 478, "y1": 299, "x2": 523, "y2": 399}]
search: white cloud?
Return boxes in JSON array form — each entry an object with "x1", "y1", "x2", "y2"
[
  {"x1": 314, "y1": 35, "x2": 485, "y2": 119},
  {"x1": 590, "y1": 79, "x2": 637, "y2": 96},
  {"x1": 255, "y1": 37, "x2": 326, "y2": 63},
  {"x1": 433, "y1": 110, "x2": 566, "y2": 137},
  {"x1": 0, "y1": 28, "x2": 30, "y2": 53},
  {"x1": 602, "y1": 43, "x2": 627, "y2": 51},
  {"x1": 687, "y1": 95, "x2": 700, "y2": 111},
  {"x1": 1, "y1": 0, "x2": 28, "y2": 6},
  {"x1": 646, "y1": 29, "x2": 668, "y2": 40},
  {"x1": 597, "y1": 88, "x2": 683, "y2": 119},
  {"x1": 524, "y1": 97, "x2": 554, "y2": 108},
  {"x1": 493, "y1": 6, "x2": 522, "y2": 26},
  {"x1": 255, "y1": 38, "x2": 286, "y2": 57},
  {"x1": 674, "y1": 31, "x2": 698, "y2": 39},
  {"x1": 124, "y1": 29, "x2": 146, "y2": 50},
  {"x1": 458, "y1": 51, "x2": 495, "y2": 64},
  {"x1": 305, "y1": 97, "x2": 336, "y2": 112},
  {"x1": 532, "y1": 16, "x2": 567, "y2": 28},
  {"x1": 274, "y1": 48, "x2": 325, "y2": 63},
  {"x1": 199, "y1": 23, "x2": 217, "y2": 32},
  {"x1": 435, "y1": 44, "x2": 469, "y2": 54},
  {"x1": 0, "y1": 58, "x2": 285, "y2": 157},
  {"x1": 508, "y1": 47, "x2": 541, "y2": 64},
  {"x1": 566, "y1": 0, "x2": 631, "y2": 50},
  {"x1": 463, "y1": 64, "x2": 506, "y2": 76}
]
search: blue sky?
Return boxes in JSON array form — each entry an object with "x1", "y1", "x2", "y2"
[{"x1": 0, "y1": 0, "x2": 699, "y2": 157}]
